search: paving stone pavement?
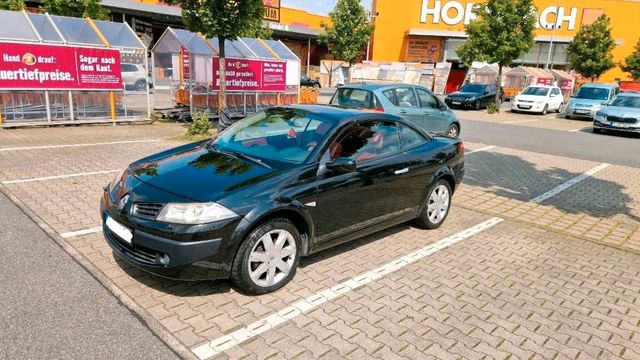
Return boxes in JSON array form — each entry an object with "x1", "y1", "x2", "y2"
[{"x1": 2, "y1": 123, "x2": 640, "y2": 359}]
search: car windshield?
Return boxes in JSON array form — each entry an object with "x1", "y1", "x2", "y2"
[
  {"x1": 213, "y1": 108, "x2": 335, "y2": 167},
  {"x1": 609, "y1": 96, "x2": 640, "y2": 108},
  {"x1": 330, "y1": 88, "x2": 373, "y2": 108},
  {"x1": 459, "y1": 84, "x2": 487, "y2": 94},
  {"x1": 576, "y1": 87, "x2": 610, "y2": 100},
  {"x1": 521, "y1": 87, "x2": 549, "y2": 96}
]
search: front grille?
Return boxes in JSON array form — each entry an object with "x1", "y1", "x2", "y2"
[
  {"x1": 519, "y1": 100, "x2": 534, "y2": 103},
  {"x1": 106, "y1": 228, "x2": 162, "y2": 266},
  {"x1": 132, "y1": 203, "x2": 165, "y2": 220},
  {"x1": 606, "y1": 115, "x2": 638, "y2": 124}
]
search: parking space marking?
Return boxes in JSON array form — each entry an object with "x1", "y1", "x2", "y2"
[
  {"x1": 60, "y1": 227, "x2": 102, "y2": 238},
  {"x1": 502, "y1": 119, "x2": 539, "y2": 125},
  {"x1": 0, "y1": 139, "x2": 161, "y2": 152},
  {"x1": 190, "y1": 217, "x2": 505, "y2": 360},
  {"x1": 466, "y1": 145, "x2": 496, "y2": 155},
  {"x1": 530, "y1": 162, "x2": 610, "y2": 203},
  {"x1": 2, "y1": 170, "x2": 120, "y2": 185}
]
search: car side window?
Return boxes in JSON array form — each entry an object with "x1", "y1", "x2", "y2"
[
  {"x1": 382, "y1": 89, "x2": 398, "y2": 106},
  {"x1": 328, "y1": 121, "x2": 400, "y2": 163},
  {"x1": 395, "y1": 88, "x2": 419, "y2": 108},
  {"x1": 416, "y1": 88, "x2": 439, "y2": 109},
  {"x1": 399, "y1": 124, "x2": 427, "y2": 149}
]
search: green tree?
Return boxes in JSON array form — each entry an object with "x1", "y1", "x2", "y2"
[
  {"x1": 457, "y1": 0, "x2": 537, "y2": 106},
  {"x1": 0, "y1": 0, "x2": 25, "y2": 11},
  {"x1": 42, "y1": 0, "x2": 109, "y2": 20},
  {"x1": 166, "y1": 0, "x2": 265, "y2": 109},
  {"x1": 318, "y1": 0, "x2": 374, "y2": 65},
  {"x1": 620, "y1": 38, "x2": 640, "y2": 80},
  {"x1": 567, "y1": 15, "x2": 616, "y2": 81}
]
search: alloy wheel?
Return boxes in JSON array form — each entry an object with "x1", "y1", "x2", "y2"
[
  {"x1": 448, "y1": 124, "x2": 459, "y2": 138},
  {"x1": 247, "y1": 229, "x2": 297, "y2": 287},
  {"x1": 427, "y1": 184, "x2": 450, "y2": 224}
]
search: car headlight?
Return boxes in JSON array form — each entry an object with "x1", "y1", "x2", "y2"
[
  {"x1": 594, "y1": 112, "x2": 606, "y2": 122},
  {"x1": 109, "y1": 168, "x2": 127, "y2": 190},
  {"x1": 467, "y1": 97, "x2": 477, "y2": 101},
  {"x1": 156, "y1": 202, "x2": 238, "y2": 224}
]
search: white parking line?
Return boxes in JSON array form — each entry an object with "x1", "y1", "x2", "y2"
[
  {"x1": 2, "y1": 169, "x2": 120, "y2": 185},
  {"x1": 466, "y1": 145, "x2": 496, "y2": 155},
  {"x1": 530, "y1": 163, "x2": 610, "y2": 203},
  {"x1": 502, "y1": 119, "x2": 539, "y2": 125},
  {"x1": 190, "y1": 217, "x2": 505, "y2": 360},
  {"x1": 60, "y1": 227, "x2": 103, "y2": 238},
  {"x1": 190, "y1": 159, "x2": 615, "y2": 359},
  {"x1": 0, "y1": 139, "x2": 161, "y2": 152}
]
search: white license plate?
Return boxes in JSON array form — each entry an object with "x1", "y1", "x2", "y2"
[
  {"x1": 612, "y1": 122, "x2": 631, "y2": 128},
  {"x1": 519, "y1": 106, "x2": 531, "y2": 109},
  {"x1": 575, "y1": 109, "x2": 589, "y2": 115},
  {"x1": 106, "y1": 216, "x2": 133, "y2": 244},
  {"x1": 452, "y1": 101, "x2": 461, "y2": 105}
]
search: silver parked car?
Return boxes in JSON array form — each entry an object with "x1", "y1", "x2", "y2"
[
  {"x1": 593, "y1": 92, "x2": 640, "y2": 134},
  {"x1": 330, "y1": 83, "x2": 461, "y2": 138}
]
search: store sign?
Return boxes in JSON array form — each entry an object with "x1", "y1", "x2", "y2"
[
  {"x1": 263, "y1": 0, "x2": 280, "y2": 22},
  {"x1": 0, "y1": 42, "x2": 122, "y2": 90},
  {"x1": 181, "y1": 47, "x2": 190, "y2": 80},
  {"x1": 420, "y1": 0, "x2": 578, "y2": 31},
  {"x1": 213, "y1": 58, "x2": 286, "y2": 91},
  {"x1": 406, "y1": 37, "x2": 442, "y2": 63}
]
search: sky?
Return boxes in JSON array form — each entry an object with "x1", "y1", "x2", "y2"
[{"x1": 281, "y1": 0, "x2": 373, "y2": 15}]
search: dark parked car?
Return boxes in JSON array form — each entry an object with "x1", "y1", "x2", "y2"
[
  {"x1": 300, "y1": 75, "x2": 321, "y2": 89},
  {"x1": 445, "y1": 83, "x2": 503, "y2": 110},
  {"x1": 330, "y1": 83, "x2": 461, "y2": 138},
  {"x1": 101, "y1": 105, "x2": 465, "y2": 294}
]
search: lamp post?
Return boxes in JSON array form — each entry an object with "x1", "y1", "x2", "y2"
[{"x1": 544, "y1": 0, "x2": 561, "y2": 69}]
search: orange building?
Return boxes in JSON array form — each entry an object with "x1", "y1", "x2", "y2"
[{"x1": 371, "y1": 0, "x2": 640, "y2": 82}]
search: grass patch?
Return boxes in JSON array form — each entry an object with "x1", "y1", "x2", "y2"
[{"x1": 170, "y1": 129, "x2": 217, "y2": 142}]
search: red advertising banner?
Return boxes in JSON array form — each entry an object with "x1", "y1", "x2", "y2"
[
  {"x1": 0, "y1": 42, "x2": 122, "y2": 90},
  {"x1": 537, "y1": 78, "x2": 553, "y2": 86},
  {"x1": 213, "y1": 58, "x2": 286, "y2": 91}
]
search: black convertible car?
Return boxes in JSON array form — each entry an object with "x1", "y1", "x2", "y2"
[{"x1": 101, "y1": 105, "x2": 465, "y2": 294}]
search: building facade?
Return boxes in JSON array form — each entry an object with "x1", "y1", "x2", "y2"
[{"x1": 371, "y1": 0, "x2": 640, "y2": 81}]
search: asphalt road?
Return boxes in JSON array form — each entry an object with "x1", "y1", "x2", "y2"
[
  {"x1": 459, "y1": 118, "x2": 640, "y2": 168},
  {"x1": 0, "y1": 191, "x2": 179, "y2": 360}
]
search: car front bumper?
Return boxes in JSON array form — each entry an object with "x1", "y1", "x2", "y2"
[
  {"x1": 567, "y1": 107, "x2": 598, "y2": 119},
  {"x1": 101, "y1": 191, "x2": 243, "y2": 281},
  {"x1": 445, "y1": 99, "x2": 478, "y2": 108},
  {"x1": 593, "y1": 119, "x2": 640, "y2": 133},
  {"x1": 511, "y1": 102, "x2": 547, "y2": 112}
]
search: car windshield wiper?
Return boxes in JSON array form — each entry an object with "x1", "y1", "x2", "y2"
[{"x1": 230, "y1": 151, "x2": 272, "y2": 169}]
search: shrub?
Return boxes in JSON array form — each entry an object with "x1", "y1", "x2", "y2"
[
  {"x1": 487, "y1": 103, "x2": 500, "y2": 114},
  {"x1": 188, "y1": 112, "x2": 212, "y2": 135}
]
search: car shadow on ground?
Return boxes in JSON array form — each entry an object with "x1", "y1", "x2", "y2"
[
  {"x1": 579, "y1": 127, "x2": 640, "y2": 139},
  {"x1": 464, "y1": 151, "x2": 639, "y2": 223}
]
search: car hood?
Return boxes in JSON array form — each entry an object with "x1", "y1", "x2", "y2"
[
  {"x1": 515, "y1": 94, "x2": 546, "y2": 102},
  {"x1": 128, "y1": 141, "x2": 281, "y2": 202},
  {"x1": 600, "y1": 106, "x2": 640, "y2": 117},
  {"x1": 448, "y1": 92, "x2": 482, "y2": 98},
  {"x1": 570, "y1": 98, "x2": 607, "y2": 107}
]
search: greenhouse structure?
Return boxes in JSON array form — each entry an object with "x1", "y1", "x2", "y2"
[{"x1": 0, "y1": 10, "x2": 149, "y2": 127}]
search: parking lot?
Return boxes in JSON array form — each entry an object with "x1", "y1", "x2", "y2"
[{"x1": 1, "y1": 113, "x2": 640, "y2": 359}]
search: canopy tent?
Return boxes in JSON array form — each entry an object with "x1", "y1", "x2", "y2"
[
  {"x1": 0, "y1": 10, "x2": 149, "y2": 127},
  {"x1": 503, "y1": 66, "x2": 554, "y2": 99},
  {"x1": 152, "y1": 27, "x2": 300, "y2": 116},
  {"x1": 471, "y1": 65, "x2": 510, "y2": 86},
  {"x1": 550, "y1": 69, "x2": 575, "y2": 100}
]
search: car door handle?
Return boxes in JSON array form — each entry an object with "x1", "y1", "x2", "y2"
[
  {"x1": 398, "y1": 110, "x2": 407, "y2": 114},
  {"x1": 394, "y1": 168, "x2": 409, "y2": 175}
]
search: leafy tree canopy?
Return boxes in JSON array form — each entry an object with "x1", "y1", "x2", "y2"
[
  {"x1": 567, "y1": 15, "x2": 616, "y2": 80},
  {"x1": 620, "y1": 38, "x2": 640, "y2": 80},
  {"x1": 318, "y1": 0, "x2": 374, "y2": 65},
  {"x1": 42, "y1": 0, "x2": 109, "y2": 20},
  {"x1": 0, "y1": 0, "x2": 25, "y2": 11}
]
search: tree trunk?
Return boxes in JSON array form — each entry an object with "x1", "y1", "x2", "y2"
[
  {"x1": 495, "y1": 64, "x2": 503, "y2": 110},
  {"x1": 218, "y1": 35, "x2": 227, "y2": 110}
]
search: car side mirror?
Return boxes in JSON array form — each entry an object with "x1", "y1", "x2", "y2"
[
  {"x1": 484, "y1": 91, "x2": 489, "y2": 95},
  {"x1": 326, "y1": 157, "x2": 357, "y2": 173},
  {"x1": 440, "y1": 104, "x2": 448, "y2": 111}
]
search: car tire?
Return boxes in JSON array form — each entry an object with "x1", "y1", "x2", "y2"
[
  {"x1": 231, "y1": 219, "x2": 301, "y2": 295},
  {"x1": 557, "y1": 103, "x2": 564, "y2": 113},
  {"x1": 313, "y1": 84, "x2": 320, "y2": 91},
  {"x1": 447, "y1": 123, "x2": 460, "y2": 138},
  {"x1": 414, "y1": 179, "x2": 452, "y2": 230},
  {"x1": 134, "y1": 79, "x2": 146, "y2": 91},
  {"x1": 593, "y1": 127, "x2": 602, "y2": 134},
  {"x1": 474, "y1": 100, "x2": 481, "y2": 110},
  {"x1": 541, "y1": 105, "x2": 548, "y2": 115},
  {"x1": 565, "y1": 115, "x2": 572, "y2": 120}
]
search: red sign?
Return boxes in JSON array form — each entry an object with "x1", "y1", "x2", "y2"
[
  {"x1": 537, "y1": 78, "x2": 553, "y2": 86},
  {"x1": 181, "y1": 47, "x2": 190, "y2": 80},
  {"x1": 213, "y1": 58, "x2": 286, "y2": 91},
  {"x1": 0, "y1": 42, "x2": 122, "y2": 90}
]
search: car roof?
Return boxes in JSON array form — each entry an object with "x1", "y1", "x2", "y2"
[
  {"x1": 580, "y1": 83, "x2": 619, "y2": 89},
  {"x1": 278, "y1": 104, "x2": 404, "y2": 123},
  {"x1": 615, "y1": 92, "x2": 640, "y2": 97},
  {"x1": 338, "y1": 82, "x2": 410, "y2": 91}
]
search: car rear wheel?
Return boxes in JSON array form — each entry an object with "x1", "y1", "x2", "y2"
[
  {"x1": 447, "y1": 123, "x2": 460, "y2": 138},
  {"x1": 231, "y1": 219, "x2": 301, "y2": 295},
  {"x1": 414, "y1": 179, "x2": 452, "y2": 230}
]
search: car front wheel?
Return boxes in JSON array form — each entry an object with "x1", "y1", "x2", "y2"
[
  {"x1": 231, "y1": 219, "x2": 301, "y2": 295},
  {"x1": 447, "y1": 123, "x2": 460, "y2": 138},
  {"x1": 414, "y1": 179, "x2": 452, "y2": 229},
  {"x1": 541, "y1": 105, "x2": 548, "y2": 115}
]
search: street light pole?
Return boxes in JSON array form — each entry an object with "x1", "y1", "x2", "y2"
[{"x1": 545, "y1": 0, "x2": 561, "y2": 69}]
